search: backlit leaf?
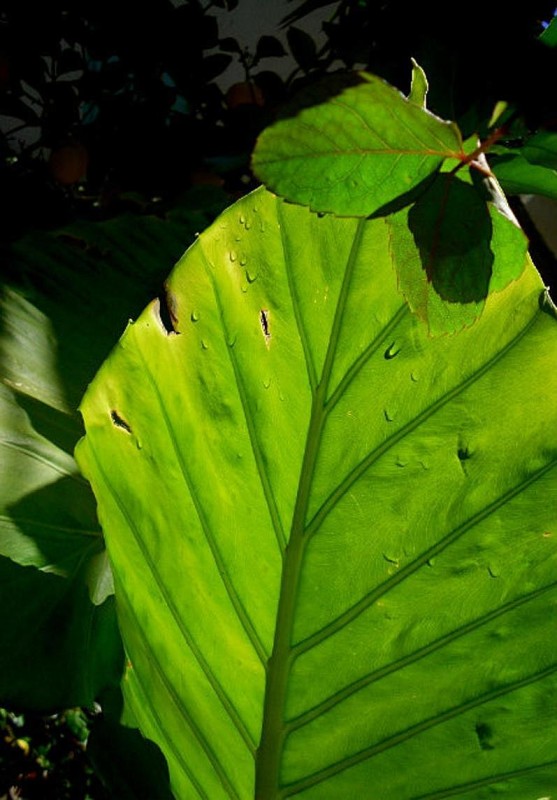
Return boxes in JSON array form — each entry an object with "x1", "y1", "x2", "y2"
[
  {"x1": 409, "y1": 58, "x2": 428, "y2": 108},
  {"x1": 491, "y1": 153, "x2": 557, "y2": 200},
  {"x1": 252, "y1": 72, "x2": 464, "y2": 216},
  {"x1": 78, "y1": 187, "x2": 557, "y2": 799}
]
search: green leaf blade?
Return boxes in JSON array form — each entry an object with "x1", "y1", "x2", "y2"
[
  {"x1": 78, "y1": 187, "x2": 557, "y2": 798},
  {"x1": 491, "y1": 153, "x2": 557, "y2": 200},
  {"x1": 252, "y1": 72, "x2": 464, "y2": 216},
  {"x1": 387, "y1": 174, "x2": 528, "y2": 334}
]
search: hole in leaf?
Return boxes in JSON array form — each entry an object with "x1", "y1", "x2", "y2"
[
  {"x1": 111, "y1": 410, "x2": 132, "y2": 433},
  {"x1": 384, "y1": 342, "x2": 400, "y2": 359},
  {"x1": 156, "y1": 287, "x2": 179, "y2": 334},
  {"x1": 475, "y1": 722, "x2": 495, "y2": 750},
  {"x1": 260, "y1": 309, "x2": 271, "y2": 344}
]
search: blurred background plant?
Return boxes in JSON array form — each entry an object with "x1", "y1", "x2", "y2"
[{"x1": 2, "y1": 0, "x2": 556, "y2": 240}]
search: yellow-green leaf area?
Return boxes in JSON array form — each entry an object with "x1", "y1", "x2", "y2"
[{"x1": 77, "y1": 187, "x2": 557, "y2": 799}]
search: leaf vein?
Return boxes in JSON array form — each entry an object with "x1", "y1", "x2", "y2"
[
  {"x1": 276, "y1": 199, "x2": 318, "y2": 392},
  {"x1": 128, "y1": 652, "x2": 210, "y2": 800},
  {"x1": 85, "y1": 439, "x2": 257, "y2": 756},
  {"x1": 134, "y1": 341, "x2": 269, "y2": 666},
  {"x1": 296, "y1": 455, "x2": 557, "y2": 655},
  {"x1": 307, "y1": 306, "x2": 541, "y2": 537},
  {"x1": 412, "y1": 760, "x2": 557, "y2": 799},
  {"x1": 283, "y1": 664, "x2": 557, "y2": 796},
  {"x1": 201, "y1": 242, "x2": 287, "y2": 557},
  {"x1": 119, "y1": 584, "x2": 241, "y2": 799},
  {"x1": 288, "y1": 581, "x2": 557, "y2": 730}
]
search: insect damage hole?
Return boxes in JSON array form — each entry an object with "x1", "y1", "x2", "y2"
[
  {"x1": 156, "y1": 286, "x2": 179, "y2": 335},
  {"x1": 110, "y1": 410, "x2": 132, "y2": 433},
  {"x1": 260, "y1": 309, "x2": 271, "y2": 346}
]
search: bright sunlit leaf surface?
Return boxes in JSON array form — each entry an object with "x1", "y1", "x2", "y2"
[
  {"x1": 78, "y1": 187, "x2": 557, "y2": 799},
  {"x1": 252, "y1": 72, "x2": 464, "y2": 217}
]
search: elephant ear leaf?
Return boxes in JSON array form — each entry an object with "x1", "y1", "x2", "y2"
[
  {"x1": 251, "y1": 71, "x2": 464, "y2": 217},
  {"x1": 77, "y1": 187, "x2": 557, "y2": 799}
]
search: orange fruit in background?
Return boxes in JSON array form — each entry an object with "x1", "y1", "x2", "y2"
[
  {"x1": 49, "y1": 142, "x2": 89, "y2": 185},
  {"x1": 225, "y1": 81, "x2": 264, "y2": 109}
]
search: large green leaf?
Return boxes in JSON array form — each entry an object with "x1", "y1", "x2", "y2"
[
  {"x1": 251, "y1": 72, "x2": 464, "y2": 216},
  {"x1": 77, "y1": 187, "x2": 557, "y2": 798}
]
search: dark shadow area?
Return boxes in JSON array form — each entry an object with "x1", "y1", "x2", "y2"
[
  {"x1": 15, "y1": 393, "x2": 84, "y2": 454},
  {"x1": 408, "y1": 174, "x2": 493, "y2": 304},
  {"x1": 0, "y1": 556, "x2": 123, "y2": 713},
  {"x1": 88, "y1": 694, "x2": 174, "y2": 800},
  {"x1": 7, "y1": 475, "x2": 102, "y2": 574}
]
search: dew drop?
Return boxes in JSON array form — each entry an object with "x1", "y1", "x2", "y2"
[
  {"x1": 228, "y1": 334, "x2": 236, "y2": 347},
  {"x1": 241, "y1": 284, "x2": 248, "y2": 293},
  {"x1": 229, "y1": 251, "x2": 237, "y2": 262},
  {"x1": 190, "y1": 310, "x2": 200, "y2": 322},
  {"x1": 383, "y1": 553, "x2": 399, "y2": 567},
  {"x1": 201, "y1": 339, "x2": 209, "y2": 350},
  {"x1": 244, "y1": 220, "x2": 251, "y2": 230},
  {"x1": 247, "y1": 269, "x2": 258, "y2": 283},
  {"x1": 263, "y1": 377, "x2": 271, "y2": 389},
  {"x1": 384, "y1": 409, "x2": 394, "y2": 422},
  {"x1": 239, "y1": 214, "x2": 245, "y2": 225},
  {"x1": 410, "y1": 372, "x2": 419, "y2": 382},
  {"x1": 239, "y1": 256, "x2": 247, "y2": 266}
]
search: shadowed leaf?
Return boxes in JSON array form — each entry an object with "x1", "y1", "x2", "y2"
[{"x1": 388, "y1": 174, "x2": 527, "y2": 334}]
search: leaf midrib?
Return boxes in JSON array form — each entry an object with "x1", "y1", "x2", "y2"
[{"x1": 254, "y1": 216, "x2": 367, "y2": 798}]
